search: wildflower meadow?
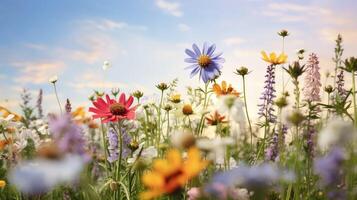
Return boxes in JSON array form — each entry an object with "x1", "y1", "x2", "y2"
[{"x1": 1, "y1": 2, "x2": 357, "y2": 200}]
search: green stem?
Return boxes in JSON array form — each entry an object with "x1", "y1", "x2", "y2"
[
  {"x1": 282, "y1": 37, "x2": 286, "y2": 93},
  {"x1": 197, "y1": 82, "x2": 209, "y2": 135},
  {"x1": 352, "y1": 71, "x2": 357, "y2": 127},
  {"x1": 166, "y1": 111, "x2": 170, "y2": 139},
  {"x1": 115, "y1": 121, "x2": 123, "y2": 199},
  {"x1": 100, "y1": 121, "x2": 110, "y2": 177},
  {"x1": 52, "y1": 83, "x2": 63, "y2": 114},
  {"x1": 293, "y1": 79, "x2": 300, "y2": 109},
  {"x1": 157, "y1": 91, "x2": 164, "y2": 145},
  {"x1": 242, "y1": 76, "x2": 253, "y2": 148}
]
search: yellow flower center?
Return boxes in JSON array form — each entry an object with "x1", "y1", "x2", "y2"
[
  {"x1": 198, "y1": 55, "x2": 211, "y2": 68},
  {"x1": 110, "y1": 103, "x2": 127, "y2": 116}
]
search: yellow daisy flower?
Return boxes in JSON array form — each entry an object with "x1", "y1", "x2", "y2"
[
  {"x1": 261, "y1": 51, "x2": 287, "y2": 65},
  {"x1": 170, "y1": 94, "x2": 181, "y2": 103},
  {"x1": 140, "y1": 147, "x2": 208, "y2": 200}
]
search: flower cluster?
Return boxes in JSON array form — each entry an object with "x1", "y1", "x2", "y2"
[{"x1": 1, "y1": 31, "x2": 357, "y2": 200}]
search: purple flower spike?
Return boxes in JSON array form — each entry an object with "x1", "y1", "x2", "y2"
[{"x1": 258, "y1": 65, "x2": 277, "y2": 123}]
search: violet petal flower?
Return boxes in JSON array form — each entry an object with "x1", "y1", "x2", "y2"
[{"x1": 185, "y1": 42, "x2": 224, "y2": 83}]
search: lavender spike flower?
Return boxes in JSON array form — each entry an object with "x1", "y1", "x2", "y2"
[
  {"x1": 266, "y1": 124, "x2": 287, "y2": 161},
  {"x1": 336, "y1": 70, "x2": 346, "y2": 98},
  {"x1": 303, "y1": 53, "x2": 321, "y2": 102},
  {"x1": 265, "y1": 130, "x2": 278, "y2": 161},
  {"x1": 37, "y1": 89, "x2": 43, "y2": 118},
  {"x1": 305, "y1": 128, "x2": 315, "y2": 156},
  {"x1": 258, "y1": 65, "x2": 277, "y2": 123},
  {"x1": 107, "y1": 128, "x2": 131, "y2": 163},
  {"x1": 107, "y1": 128, "x2": 119, "y2": 163},
  {"x1": 281, "y1": 124, "x2": 288, "y2": 144},
  {"x1": 65, "y1": 98, "x2": 72, "y2": 113}
]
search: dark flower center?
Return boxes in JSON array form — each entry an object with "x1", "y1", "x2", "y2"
[
  {"x1": 110, "y1": 103, "x2": 127, "y2": 116},
  {"x1": 198, "y1": 55, "x2": 211, "y2": 68},
  {"x1": 182, "y1": 104, "x2": 193, "y2": 115}
]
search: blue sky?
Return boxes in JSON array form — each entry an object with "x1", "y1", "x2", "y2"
[{"x1": 1, "y1": 0, "x2": 357, "y2": 117}]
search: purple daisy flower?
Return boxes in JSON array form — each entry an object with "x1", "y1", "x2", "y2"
[{"x1": 184, "y1": 42, "x2": 224, "y2": 83}]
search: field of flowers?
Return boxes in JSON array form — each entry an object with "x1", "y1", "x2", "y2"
[{"x1": 1, "y1": 31, "x2": 357, "y2": 200}]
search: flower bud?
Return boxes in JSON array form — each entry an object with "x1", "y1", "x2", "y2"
[
  {"x1": 235, "y1": 67, "x2": 249, "y2": 76},
  {"x1": 278, "y1": 29, "x2": 289, "y2": 37},
  {"x1": 156, "y1": 82, "x2": 169, "y2": 91}
]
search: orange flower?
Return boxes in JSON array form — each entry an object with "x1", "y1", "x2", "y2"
[
  {"x1": 205, "y1": 111, "x2": 227, "y2": 125},
  {"x1": 212, "y1": 81, "x2": 239, "y2": 97},
  {"x1": 0, "y1": 106, "x2": 22, "y2": 121},
  {"x1": 140, "y1": 147, "x2": 208, "y2": 200},
  {"x1": 0, "y1": 139, "x2": 12, "y2": 151}
]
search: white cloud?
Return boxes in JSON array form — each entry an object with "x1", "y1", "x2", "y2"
[
  {"x1": 320, "y1": 28, "x2": 357, "y2": 47},
  {"x1": 262, "y1": 2, "x2": 351, "y2": 25},
  {"x1": 223, "y1": 37, "x2": 245, "y2": 46},
  {"x1": 56, "y1": 34, "x2": 126, "y2": 64},
  {"x1": 78, "y1": 18, "x2": 148, "y2": 31},
  {"x1": 11, "y1": 61, "x2": 65, "y2": 84},
  {"x1": 68, "y1": 71, "x2": 129, "y2": 90},
  {"x1": 24, "y1": 43, "x2": 47, "y2": 50},
  {"x1": 80, "y1": 19, "x2": 127, "y2": 30},
  {"x1": 155, "y1": 0, "x2": 183, "y2": 17},
  {"x1": 177, "y1": 23, "x2": 190, "y2": 32}
]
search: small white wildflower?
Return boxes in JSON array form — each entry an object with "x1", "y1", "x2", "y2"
[
  {"x1": 49, "y1": 75, "x2": 58, "y2": 84},
  {"x1": 102, "y1": 61, "x2": 111, "y2": 70}
]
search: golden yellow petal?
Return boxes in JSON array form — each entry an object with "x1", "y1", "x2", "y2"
[
  {"x1": 166, "y1": 149, "x2": 182, "y2": 169},
  {"x1": 140, "y1": 189, "x2": 164, "y2": 200},
  {"x1": 278, "y1": 53, "x2": 287, "y2": 64},
  {"x1": 187, "y1": 147, "x2": 200, "y2": 161},
  {"x1": 0, "y1": 106, "x2": 22, "y2": 121},
  {"x1": 261, "y1": 51, "x2": 270, "y2": 62},
  {"x1": 221, "y1": 81, "x2": 227, "y2": 92},
  {"x1": 72, "y1": 107, "x2": 86, "y2": 118},
  {"x1": 142, "y1": 172, "x2": 165, "y2": 188},
  {"x1": 270, "y1": 52, "x2": 277, "y2": 63},
  {"x1": 153, "y1": 159, "x2": 174, "y2": 176},
  {"x1": 212, "y1": 84, "x2": 222, "y2": 95}
]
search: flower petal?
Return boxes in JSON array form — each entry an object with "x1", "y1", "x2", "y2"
[
  {"x1": 119, "y1": 93, "x2": 126, "y2": 104},
  {"x1": 202, "y1": 42, "x2": 208, "y2": 55},
  {"x1": 184, "y1": 58, "x2": 198, "y2": 63},
  {"x1": 207, "y1": 44, "x2": 216, "y2": 56},
  {"x1": 190, "y1": 67, "x2": 201, "y2": 78},
  {"x1": 185, "y1": 49, "x2": 197, "y2": 58},
  {"x1": 192, "y1": 44, "x2": 201, "y2": 56},
  {"x1": 126, "y1": 96, "x2": 134, "y2": 107}
]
